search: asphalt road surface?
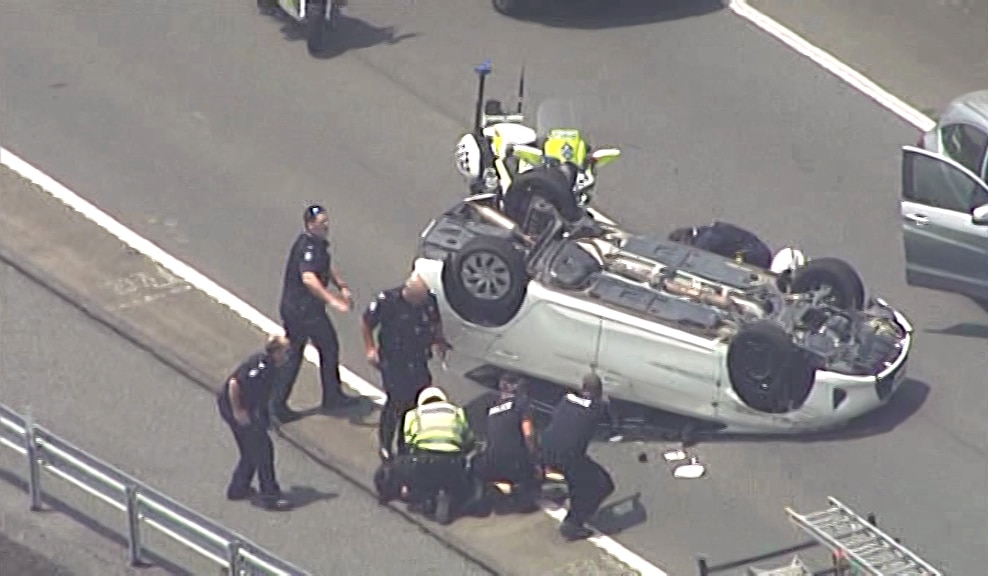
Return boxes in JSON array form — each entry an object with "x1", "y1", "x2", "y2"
[
  {"x1": 0, "y1": 260, "x2": 492, "y2": 576},
  {"x1": 2, "y1": 1, "x2": 986, "y2": 574}
]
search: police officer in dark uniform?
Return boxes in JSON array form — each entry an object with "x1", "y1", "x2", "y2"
[
  {"x1": 361, "y1": 273, "x2": 450, "y2": 461},
  {"x1": 217, "y1": 335, "x2": 292, "y2": 511},
  {"x1": 668, "y1": 221, "x2": 773, "y2": 269},
  {"x1": 540, "y1": 372, "x2": 617, "y2": 541},
  {"x1": 472, "y1": 374, "x2": 541, "y2": 511},
  {"x1": 273, "y1": 204, "x2": 359, "y2": 422}
]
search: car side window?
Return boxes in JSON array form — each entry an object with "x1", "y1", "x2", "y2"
[
  {"x1": 941, "y1": 123, "x2": 988, "y2": 176},
  {"x1": 905, "y1": 151, "x2": 988, "y2": 212}
]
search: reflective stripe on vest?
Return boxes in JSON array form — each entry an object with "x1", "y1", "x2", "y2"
[{"x1": 410, "y1": 403, "x2": 463, "y2": 452}]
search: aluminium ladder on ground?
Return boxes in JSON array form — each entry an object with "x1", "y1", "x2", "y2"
[{"x1": 785, "y1": 497, "x2": 942, "y2": 576}]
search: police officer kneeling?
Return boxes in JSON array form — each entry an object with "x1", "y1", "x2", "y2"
[
  {"x1": 472, "y1": 374, "x2": 541, "y2": 512},
  {"x1": 541, "y1": 373, "x2": 616, "y2": 541},
  {"x1": 398, "y1": 386, "x2": 475, "y2": 525}
]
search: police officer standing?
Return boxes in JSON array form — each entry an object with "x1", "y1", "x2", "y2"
[
  {"x1": 473, "y1": 374, "x2": 541, "y2": 511},
  {"x1": 273, "y1": 204, "x2": 359, "y2": 422},
  {"x1": 361, "y1": 272, "x2": 450, "y2": 461},
  {"x1": 540, "y1": 373, "x2": 617, "y2": 541},
  {"x1": 217, "y1": 335, "x2": 292, "y2": 511}
]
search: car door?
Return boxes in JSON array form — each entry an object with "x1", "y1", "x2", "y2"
[
  {"x1": 900, "y1": 145, "x2": 988, "y2": 300},
  {"x1": 484, "y1": 295, "x2": 603, "y2": 390},
  {"x1": 594, "y1": 317, "x2": 721, "y2": 420}
]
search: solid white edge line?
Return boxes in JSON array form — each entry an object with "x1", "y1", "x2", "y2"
[
  {"x1": 729, "y1": 0, "x2": 937, "y2": 133},
  {"x1": 0, "y1": 146, "x2": 668, "y2": 576}
]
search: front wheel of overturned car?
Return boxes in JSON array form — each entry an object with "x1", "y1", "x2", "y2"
[
  {"x1": 727, "y1": 321, "x2": 813, "y2": 414},
  {"x1": 443, "y1": 236, "x2": 529, "y2": 327},
  {"x1": 791, "y1": 257, "x2": 865, "y2": 310}
]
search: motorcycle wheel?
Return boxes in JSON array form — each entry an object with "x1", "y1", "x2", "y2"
[{"x1": 305, "y1": 0, "x2": 331, "y2": 55}]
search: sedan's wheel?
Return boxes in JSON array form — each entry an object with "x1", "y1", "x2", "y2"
[
  {"x1": 791, "y1": 257, "x2": 865, "y2": 310},
  {"x1": 460, "y1": 251, "x2": 512, "y2": 300},
  {"x1": 727, "y1": 321, "x2": 813, "y2": 413},
  {"x1": 443, "y1": 236, "x2": 528, "y2": 326}
]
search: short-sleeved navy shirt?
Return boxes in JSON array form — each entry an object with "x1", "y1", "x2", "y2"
[
  {"x1": 362, "y1": 287, "x2": 441, "y2": 361},
  {"x1": 484, "y1": 394, "x2": 533, "y2": 457},
  {"x1": 280, "y1": 232, "x2": 331, "y2": 315},
  {"x1": 692, "y1": 222, "x2": 772, "y2": 269},
  {"x1": 541, "y1": 393, "x2": 610, "y2": 459},
  {"x1": 217, "y1": 352, "x2": 278, "y2": 421}
]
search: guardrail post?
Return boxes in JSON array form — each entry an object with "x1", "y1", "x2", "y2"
[
  {"x1": 24, "y1": 413, "x2": 43, "y2": 512},
  {"x1": 227, "y1": 540, "x2": 244, "y2": 576},
  {"x1": 125, "y1": 485, "x2": 146, "y2": 567}
]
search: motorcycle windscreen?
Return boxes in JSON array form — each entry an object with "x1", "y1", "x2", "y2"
[{"x1": 535, "y1": 99, "x2": 589, "y2": 167}]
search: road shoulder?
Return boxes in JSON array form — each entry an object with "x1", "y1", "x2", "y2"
[{"x1": 0, "y1": 166, "x2": 634, "y2": 576}]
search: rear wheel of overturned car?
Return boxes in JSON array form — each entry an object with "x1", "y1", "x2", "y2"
[
  {"x1": 727, "y1": 321, "x2": 814, "y2": 414},
  {"x1": 443, "y1": 236, "x2": 529, "y2": 327},
  {"x1": 791, "y1": 257, "x2": 865, "y2": 310}
]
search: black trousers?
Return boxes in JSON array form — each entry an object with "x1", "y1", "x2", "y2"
[
  {"x1": 395, "y1": 451, "x2": 471, "y2": 505},
  {"x1": 543, "y1": 452, "x2": 614, "y2": 525},
  {"x1": 377, "y1": 358, "x2": 431, "y2": 456},
  {"x1": 274, "y1": 307, "x2": 344, "y2": 412},
  {"x1": 225, "y1": 417, "x2": 280, "y2": 497}
]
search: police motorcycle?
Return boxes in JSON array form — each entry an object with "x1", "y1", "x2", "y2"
[
  {"x1": 271, "y1": 0, "x2": 340, "y2": 55},
  {"x1": 453, "y1": 61, "x2": 621, "y2": 222}
]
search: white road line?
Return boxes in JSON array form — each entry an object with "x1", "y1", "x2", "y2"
[
  {"x1": 0, "y1": 147, "x2": 667, "y2": 576},
  {"x1": 729, "y1": 0, "x2": 937, "y2": 133}
]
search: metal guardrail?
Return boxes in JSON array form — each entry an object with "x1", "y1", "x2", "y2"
[{"x1": 0, "y1": 402, "x2": 310, "y2": 575}]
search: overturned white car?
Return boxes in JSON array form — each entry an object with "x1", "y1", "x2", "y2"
[{"x1": 413, "y1": 198, "x2": 914, "y2": 435}]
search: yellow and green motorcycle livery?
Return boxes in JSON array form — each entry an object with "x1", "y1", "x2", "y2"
[{"x1": 510, "y1": 98, "x2": 621, "y2": 206}]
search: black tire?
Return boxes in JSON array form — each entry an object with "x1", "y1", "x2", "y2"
[
  {"x1": 502, "y1": 166, "x2": 583, "y2": 227},
  {"x1": 791, "y1": 257, "x2": 865, "y2": 310},
  {"x1": 305, "y1": 0, "x2": 330, "y2": 55},
  {"x1": 726, "y1": 321, "x2": 813, "y2": 413},
  {"x1": 442, "y1": 236, "x2": 529, "y2": 326}
]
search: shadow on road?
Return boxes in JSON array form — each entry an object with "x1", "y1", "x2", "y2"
[
  {"x1": 251, "y1": 484, "x2": 338, "y2": 510},
  {"x1": 467, "y1": 370, "x2": 931, "y2": 448},
  {"x1": 926, "y1": 322, "x2": 988, "y2": 339},
  {"x1": 685, "y1": 378, "x2": 931, "y2": 447},
  {"x1": 260, "y1": 7, "x2": 419, "y2": 59},
  {"x1": 513, "y1": 0, "x2": 726, "y2": 30}
]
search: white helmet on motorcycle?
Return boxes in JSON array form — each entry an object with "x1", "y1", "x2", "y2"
[{"x1": 770, "y1": 247, "x2": 807, "y2": 275}]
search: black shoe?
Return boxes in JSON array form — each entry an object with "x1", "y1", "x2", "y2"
[
  {"x1": 271, "y1": 408, "x2": 303, "y2": 424},
  {"x1": 434, "y1": 490, "x2": 452, "y2": 525},
  {"x1": 226, "y1": 486, "x2": 256, "y2": 501},
  {"x1": 259, "y1": 494, "x2": 292, "y2": 511},
  {"x1": 559, "y1": 519, "x2": 593, "y2": 541},
  {"x1": 322, "y1": 394, "x2": 360, "y2": 411}
]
